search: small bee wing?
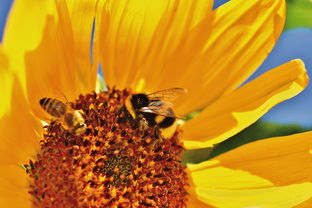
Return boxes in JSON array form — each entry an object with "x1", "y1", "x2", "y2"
[
  {"x1": 55, "y1": 101, "x2": 67, "y2": 112},
  {"x1": 139, "y1": 101, "x2": 176, "y2": 118},
  {"x1": 147, "y1": 88, "x2": 187, "y2": 101}
]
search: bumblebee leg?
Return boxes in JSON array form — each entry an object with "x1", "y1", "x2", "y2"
[{"x1": 153, "y1": 126, "x2": 161, "y2": 139}]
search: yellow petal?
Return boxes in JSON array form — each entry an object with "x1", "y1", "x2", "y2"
[
  {"x1": 0, "y1": 165, "x2": 31, "y2": 208},
  {"x1": 182, "y1": 59, "x2": 308, "y2": 149},
  {"x1": 161, "y1": 0, "x2": 286, "y2": 116},
  {"x1": 0, "y1": 77, "x2": 41, "y2": 165},
  {"x1": 188, "y1": 134, "x2": 312, "y2": 208},
  {"x1": 97, "y1": 0, "x2": 285, "y2": 116},
  {"x1": 210, "y1": 130, "x2": 312, "y2": 186},
  {"x1": 191, "y1": 183, "x2": 312, "y2": 208},
  {"x1": 57, "y1": 0, "x2": 98, "y2": 93},
  {"x1": 188, "y1": 161, "x2": 273, "y2": 190},
  {"x1": 96, "y1": 0, "x2": 213, "y2": 92},
  {"x1": 187, "y1": 190, "x2": 213, "y2": 208},
  {"x1": 3, "y1": 0, "x2": 55, "y2": 51},
  {"x1": 295, "y1": 199, "x2": 312, "y2": 208},
  {"x1": 0, "y1": 47, "x2": 12, "y2": 118},
  {"x1": 2, "y1": 0, "x2": 55, "y2": 87},
  {"x1": 0, "y1": 77, "x2": 42, "y2": 206},
  {"x1": 23, "y1": 1, "x2": 98, "y2": 119}
]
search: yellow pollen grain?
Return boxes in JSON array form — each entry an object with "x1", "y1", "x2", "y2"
[
  {"x1": 99, "y1": 176, "x2": 106, "y2": 182},
  {"x1": 89, "y1": 103, "x2": 95, "y2": 109},
  {"x1": 149, "y1": 161, "x2": 155, "y2": 167},
  {"x1": 111, "y1": 188, "x2": 117, "y2": 197},
  {"x1": 142, "y1": 175, "x2": 148, "y2": 181},
  {"x1": 107, "y1": 132, "x2": 114, "y2": 138},
  {"x1": 133, "y1": 180, "x2": 138, "y2": 186},
  {"x1": 98, "y1": 185, "x2": 104, "y2": 192}
]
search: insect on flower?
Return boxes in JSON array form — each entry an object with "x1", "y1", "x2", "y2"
[
  {"x1": 119, "y1": 88, "x2": 187, "y2": 139},
  {"x1": 39, "y1": 97, "x2": 86, "y2": 135}
]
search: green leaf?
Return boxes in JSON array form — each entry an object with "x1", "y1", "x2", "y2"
[{"x1": 285, "y1": 0, "x2": 312, "y2": 30}]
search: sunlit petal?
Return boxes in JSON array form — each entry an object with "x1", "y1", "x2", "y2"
[
  {"x1": 0, "y1": 78, "x2": 42, "y2": 207},
  {"x1": 182, "y1": 59, "x2": 308, "y2": 149},
  {"x1": 23, "y1": 1, "x2": 98, "y2": 119},
  {"x1": 0, "y1": 78, "x2": 41, "y2": 165},
  {"x1": 0, "y1": 165, "x2": 30, "y2": 208},
  {"x1": 2, "y1": 0, "x2": 55, "y2": 87},
  {"x1": 59, "y1": 0, "x2": 98, "y2": 93},
  {"x1": 162, "y1": 0, "x2": 286, "y2": 115},
  {"x1": 96, "y1": 0, "x2": 213, "y2": 94},
  {"x1": 188, "y1": 137, "x2": 312, "y2": 208},
  {"x1": 0, "y1": 47, "x2": 12, "y2": 117},
  {"x1": 191, "y1": 183, "x2": 312, "y2": 208},
  {"x1": 187, "y1": 187, "x2": 213, "y2": 208},
  {"x1": 211, "y1": 131, "x2": 312, "y2": 186}
]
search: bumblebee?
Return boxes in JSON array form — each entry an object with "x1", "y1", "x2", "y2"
[
  {"x1": 121, "y1": 88, "x2": 187, "y2": 139},
  {"x1": 39, "y1": 98, "x2": 86, "y2": 135}
]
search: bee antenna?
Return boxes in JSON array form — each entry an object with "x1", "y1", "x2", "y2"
[{"x1": 55, "y1": 88, "x2": 69, "y2": 103}]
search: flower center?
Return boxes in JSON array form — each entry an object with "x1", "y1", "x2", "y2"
[{"x1": 25, "y1": 88, "x2": 188, "y2": 208}]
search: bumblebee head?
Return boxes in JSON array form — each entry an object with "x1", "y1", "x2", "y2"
[{"x1": 131, "y1": 94, "x2": 149, "y2": 110}]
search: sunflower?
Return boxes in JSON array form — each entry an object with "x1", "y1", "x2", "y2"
[{"x1": 1, "y1": 0, "x2": 312, "y2": 207}]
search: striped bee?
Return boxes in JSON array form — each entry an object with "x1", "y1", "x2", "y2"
[
  {"x1": 39, "y1": 98, "x2": 86, "y2": 135},
  {"x1": 122, "y1": 88, "x2": 187, "y2": 139}
]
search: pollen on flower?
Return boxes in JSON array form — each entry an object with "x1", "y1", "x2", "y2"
[{"x1": 25, "y1": 88, "x2": 188, "y2": 208}]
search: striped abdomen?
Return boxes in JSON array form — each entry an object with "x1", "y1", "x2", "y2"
[{"x1": 39, "y1": 98, "x2": 67, "y2": 118}]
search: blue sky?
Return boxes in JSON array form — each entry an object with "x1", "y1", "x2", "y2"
[{"x1": 0, "y1": 0, "x2": 12, "y2": 41}]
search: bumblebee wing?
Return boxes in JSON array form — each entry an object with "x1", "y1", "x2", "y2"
[
  {"x1": 139, "y1": 101, "x2": 176, "y2": 118},
  {"x1": 147, "y1": 88, "x2": 187, "y2": 101}
]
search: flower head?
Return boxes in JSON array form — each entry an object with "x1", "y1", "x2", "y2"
[
  {"x1": 1, "y1": 0, "x2": 312, "y2": 207},
  {"x1": 26, "y1": 89, "x2": 188, "y2": 207}
]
